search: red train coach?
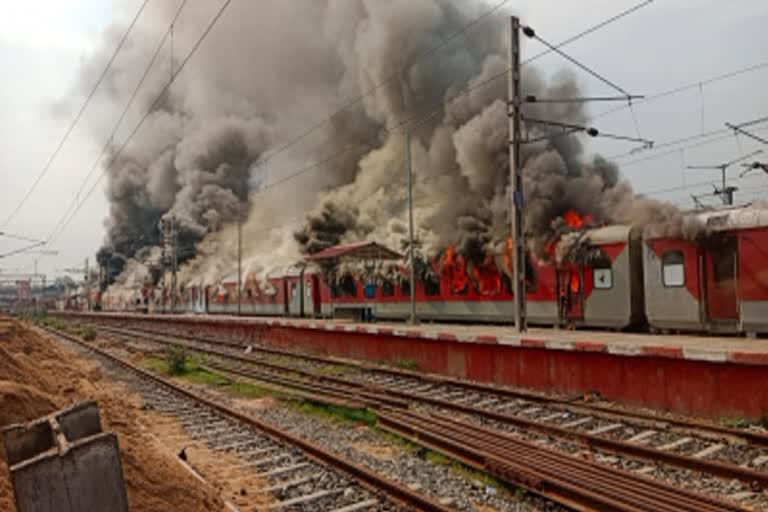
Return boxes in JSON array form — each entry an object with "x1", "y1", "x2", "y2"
[
  {"x1": 643, "y1": 207, "x2": 768, "y2": 335},
  {"x1": 316, "y1": 228, "x2": 643, "y2": 329}
]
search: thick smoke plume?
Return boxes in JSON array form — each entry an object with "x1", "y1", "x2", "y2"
[{"x1": 72, "y1": 0, "x2": 695, "y2": 296}]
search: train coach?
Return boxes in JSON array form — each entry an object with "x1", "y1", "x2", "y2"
[
  {"x1": 174, "y1": 230, "x2": 644, "y2": 330},
  {"x1": 644, "y1": 207, "x2": 768, "y2": 336},
  {"x1": 101, "y1": 205, "x2": 768, "y2": 337},
  {"x1": 303, "y1": 229, "x2": 644, "y2": 329}
]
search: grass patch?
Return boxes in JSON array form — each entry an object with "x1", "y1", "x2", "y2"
[
  {"x1": 314, "y1": 363, "x2": 357, "y2": 376},
  {"x1": 143, "y1": 356, "x2": 290, "y2": 399},
  {"x1": 228, "y1": 380, "x2": 289, "y2": 399},
  {"x1": 389, "y1": 358, "x2": 420, "y2": 371},
  {"x1": 166, "y1": 346, "x2": 188, "y2": 375},
  {"x1": 266, "y1": 354, "x2": 300, "y2": 367},
  {"x1": 143, "y1": 354, "x2": 376, "y2": 426},
  {"x1": 36, "y1": 316, "x2": 97, "y2": 340},
  {"x1": 81, "y1": 326, "x2": 97, "y2": 341},
  {"x1": 288, "y1": 401, "x2": 377, "y2": 426},
  {"x1": 718, "y1": 416, "x2": 752, "y2": 429}
]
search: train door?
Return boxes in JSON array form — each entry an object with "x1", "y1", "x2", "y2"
[
  {"x1": 193, "y1": 286, "x2": 206, "y2": 314},
  {"x1": 557, "y1": 264, "x2": 584, "y2": 325},
  {"x1": 282, "y1": 279, "x2": 290, "y2": 315},
  {"x1": 305, "y1": 275, "x2": 320, "y2": 317},
  {"x1": 287, "y1": 278, "x2": 302, "y2": 316},
  {"x1": 704, "y1": 234, "x2": 739, "y2": 323}
]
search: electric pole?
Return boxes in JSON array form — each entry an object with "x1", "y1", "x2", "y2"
[
  {"x1": 172, "y1": 217, "x2": 178, "y2": 313},
  {"x1": 508, "y1": 16, "x2": 526, "y2": 332},
  {"x1": 237, "y1": 186, "x2": 243, "y2": 317},
  {"x1": 33, "y1": 259, "x2": 38, "y2": 308},
  {"x1": 406, "y1": 129, "x2": 417, "y2": 324},
  {"x1": 687, "y1": 149, "x2": 762, "y2": 206},
  {"x1": 160, "y1": 216, "x2": 178, "y2": 313},
  {"x1": 84, "y1": 258, "x2": 90, "y2": 312}
]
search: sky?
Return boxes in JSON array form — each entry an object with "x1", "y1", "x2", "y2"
[{"x1": 0, "y1": 0, "x2": 766, "y2": 284}]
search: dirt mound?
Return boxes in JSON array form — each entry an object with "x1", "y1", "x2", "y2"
[
  {"x1": 0, "y1": 317, "x2": 226, "y2": 512},
  {"x1": 0, "y1": 346, "x2": 26, "y2": 384},
  {"x1": 0, "y1": 381, "x2": 58, "y2": 426}
]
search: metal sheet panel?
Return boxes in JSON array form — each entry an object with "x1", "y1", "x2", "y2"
[
  {"x1": 584, "y1": 245, "x2": 632, "y2": 328},
  {"x1": 740, "y1": 300, "x2": 768, "y2": 333},
  {"x1": 643, "y1": 242, "x2": 703, "y2": 330}
]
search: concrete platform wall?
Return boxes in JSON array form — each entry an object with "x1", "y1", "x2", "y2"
[{"x1": 54, "y1": 312, "x2": 768, "y2": 421}]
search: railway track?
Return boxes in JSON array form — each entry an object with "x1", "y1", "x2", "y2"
[
  {"x1": 60, "y1": 319, "x2": 768, "y2": 508},
  {"x1": 39, "y1": 325, "x2": 456, "y2": 512},
  {"x1": 377, "y1": 408, "x2": 745, "y2": 512},
  {"x1": 86, "y1": 320, "x2": 768, "y2": 495}
]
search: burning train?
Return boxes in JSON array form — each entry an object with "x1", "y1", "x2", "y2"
[{"x1": 94, "y1": 205, "x2": 768, "y2": 337}]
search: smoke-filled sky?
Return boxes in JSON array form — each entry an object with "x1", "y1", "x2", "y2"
[{"x1": 0, "y1": 0, "x2": 767, "y2": 284}]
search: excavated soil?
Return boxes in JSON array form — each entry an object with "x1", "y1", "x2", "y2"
[{"x1": 0, "y1": 317, "x2": 226, "y2": 512}]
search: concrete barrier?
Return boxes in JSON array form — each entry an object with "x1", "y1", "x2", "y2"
[{"x1": 2, "y1": 401, "x2": 130, "y2": 512}]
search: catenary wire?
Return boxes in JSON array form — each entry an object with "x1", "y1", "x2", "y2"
[
  {"x1": 49, "y1": 0, "x2": 652, "y2": 245},
  {"x1": 257, "y1": 0, "x2": 512, "y2": 168},
  {"x1": 47, "y1": 0, "x2": 192, "y2": 246},
  {"x1": 0, "y1": 0, "x2": 150, "y2": 230}
]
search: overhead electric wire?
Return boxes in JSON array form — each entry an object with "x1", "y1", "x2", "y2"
[
  {"x1": 590, "y1": 60, "x2": 768, "y2": 123},
  {"x1": 0, "y1": 231, "x2": 44, "y2": 244},
  {"x1": 0, "y1": 241, "x2": 46, "y2": 259},
  {"x1": 253, "y1": 0, "x2": 655, "y2": 194},
  {"x1": 256, "y1": 0, "x2": 652, "y2": 171},
  {"x1": 47, "y1": 0, "x2": 190, "y2": 245},
  {"x1": 256, "y1": 0, "x2": 511, "y2": 168},
  {"x1": 245, "y1": 3, "x2": 654, "y2": 197},
  {"x1": 529, "y1": 32, "x2": 631, "y2": 97},
  {"x1": 49, "y1": 0, "x2": 229, "y2": 246},
  {"x1": 0, "y1": 0, "x2": 150, "y2": 231},
  {"x1": 617, "y1": 123, "x2": 768, "y2": 168},
  {"x1": 523, "y1": 0, "x2": 653, "y2": 66},
  {"x1": 638, "y1": 171, "x2": 766, "y2": 197},
  {"x1": 49, "y1": 0, "x2": 651, "y2": 245}
]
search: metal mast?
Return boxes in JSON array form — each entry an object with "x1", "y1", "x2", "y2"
[
  {"x1": 406, "y1": 129, "x2": 417, "y2": 324},
  {"x1": 508, "y1": 16, "x2": 526, "y2": 332}
]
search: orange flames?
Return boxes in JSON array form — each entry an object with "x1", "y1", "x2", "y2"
[
  {"x1": 543, "y1": 210, "x2": 594, "y2": 261},
  {"x1": 471, "y1": 254, "x2": 501, "y2": 295},
  {"x1": 441, "y1": 245, "x2": 469, "y2": 293},
  {"x1": 503, "y1": 236, "x2": 514, "y2": 275},
  {"x1": 563, "y1": 209, "x2": 593, "y2": 229},
  {"x1": 570, "y1": 271, "x2": 580, "y2": 293}
]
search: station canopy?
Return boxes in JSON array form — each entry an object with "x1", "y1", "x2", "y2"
[{"x1": 306, "y1": 241, "x2": 402, "y2": 262}]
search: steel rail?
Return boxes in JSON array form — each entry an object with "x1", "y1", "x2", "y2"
[
  {"x1": 67, "y1": 312, "x2": 768, "y2": 449},
  {"x1": 46, "y1": 322, "x2": 741, "y2": 512},
  {"x1": 392, "y1": 409, "x2": 739, "y2": 512},
  {"x1": 104, "y1": 325, "x2": 408, "y2": 408},
  {"x1": 85, "y1": 320, "x2": 768, "y2": 489},
  {"x1": 38, "y1": 325, "x2": 455, "y2": 512},
  {"x1": 378, "y1": 408, "x2": 744, "y2": 512}
]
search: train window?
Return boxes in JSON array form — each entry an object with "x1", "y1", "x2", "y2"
[
  {"x1": 712, "y1": 251, "x2": 735, "y2": 284},
  {"x1": 400, "y1": 278, "x2": 410, "y2": 296},
  {"x1": 339, "y1": 274, "x2": 357, "y2": 297},
  {"x1": 381, "y1": 279, "x2": 394, "y2": 297},
  {"x1": 593, "y1": 266, "x2": 613, "y2": 289},
  {"x1": 662, "y1": 250, "x2": 685, "y2": 287},
  {"x1": 424, "y1": 275, "x2": 441, "y2": 296},
  {"x1": 525, "y1": 255, "x2": 538, "y2": 292}
]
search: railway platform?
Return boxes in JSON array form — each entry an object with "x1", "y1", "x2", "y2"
[{"x1": 55, "y1": 311, "x2": 768, "y2": 421}]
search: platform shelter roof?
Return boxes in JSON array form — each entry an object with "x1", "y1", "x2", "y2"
[{"x1": 306, "y1": 241, "x2": 402, "y2": 262}]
